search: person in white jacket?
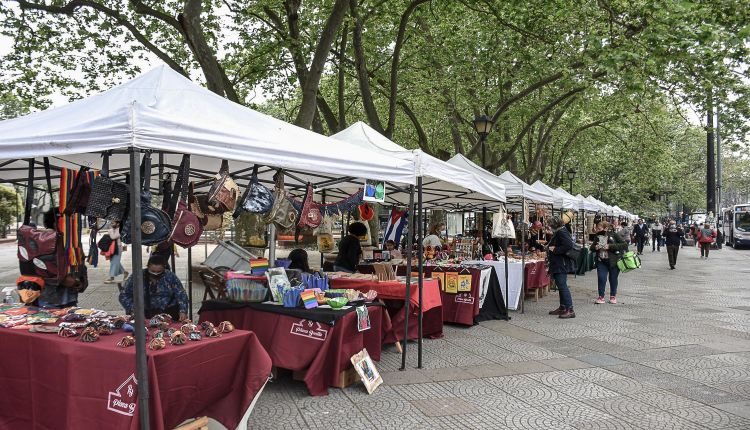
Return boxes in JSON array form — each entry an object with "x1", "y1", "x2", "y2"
[{"x1": 104, "y1": 221, "x2": 129, "y2": 284}]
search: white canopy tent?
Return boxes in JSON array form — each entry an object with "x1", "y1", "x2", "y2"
[
  {"x1": 496, "y1": 171, "x2": 555, "y2": 204},
  {"x1": 331, "y1": 122, "x2": 506, "y2": 208},
  {"x1": 0, "y1": 66, "x2": 416, "y2": 189},
  {"x1": 532, "y1": 181, "x2": 580, "y2": 209},
  {"x1": 572, "y1": 192, "x2": 601, "y2": 212}
]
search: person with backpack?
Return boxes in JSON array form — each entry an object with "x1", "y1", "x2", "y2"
[
  {"x1": 696, "y1": 222, "x2": 717, "y2": 259},
  {"x1": 632, "y1": 219, "x2": 649, "y2": 255},
  {"x1": 546, "y1": 216, "x2": 578, "y2": 319},
  {"x1": 662, "y1": 219, "x2": 684, "y2": 270},
  {"x1": 591, "y1": 221, "x2": 629, "y2": 304}
]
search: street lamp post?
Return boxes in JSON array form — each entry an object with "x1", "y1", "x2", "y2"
[
  {"x1": 566, "y1": 168, "x2": 577, "y2": 195},
  {"x1": 473, "y1": 115, "x2": 494, "y2": 169}
]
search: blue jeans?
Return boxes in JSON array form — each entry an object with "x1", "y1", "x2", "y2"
[
  {"x1": 552, "y1": 272, "x2": 573, "y2": 310},
  {"x1": 597, "y1": 259, "x2": 620, "y2": 297}
]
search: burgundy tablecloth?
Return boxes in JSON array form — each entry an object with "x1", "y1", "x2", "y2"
[
  {"x1": 199, "y1": 304, "x2": 388, "y2": 396},
  {"x1": 331, "y1": 278, "x2": 444, "y2": 341},
  {"x1": 0, "y1": 326, "x2": 271, "y2": 430},
  {"x1": 525, "y1": 260, "x2": 551, "y2": 289}
]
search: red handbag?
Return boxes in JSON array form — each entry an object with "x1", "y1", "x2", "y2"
[
  {"x1": 297, "y1": 183, "x2": 322, "y2": 229},
  {"x1": 169, "y1": 155, "x2": 203, "y2": 248}
]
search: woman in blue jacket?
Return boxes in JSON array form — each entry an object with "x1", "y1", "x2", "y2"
[{"x1": 547, "y1": 216, "x2": 578, "y2": 319}]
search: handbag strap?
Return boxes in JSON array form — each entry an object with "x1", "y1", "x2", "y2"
[
  {"x1": 219, "y1": 159, "x2": 229, "y2": 175},
  {"x1": 169, "y1": 155, "x2": 190, "y2": 217},
  {"x1": 141, "y1": 152, "x2": 152, "y2": 193},
  {"x1": 100, "y1": 151, "x2": 111, "y2": 177},
  {"x1": 43, "y1": 157, "x2": 55, "y2": 207},
  {"x1": 273, "y1": 169, "x2": 285, "y2": 190},
  {"x1": 24, "y1": 158, "x2": 34, "y2": 225}
]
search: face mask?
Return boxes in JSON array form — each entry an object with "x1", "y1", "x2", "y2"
[{"x1": 148, "y1": 270, "x2": 164, "y2": 277}]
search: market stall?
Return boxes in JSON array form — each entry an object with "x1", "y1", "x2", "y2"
[
  {"x1": 0, "y1": 305, "x2": 271, "y2": 430},
  {"x1": 0, "y1": 65, "x2": 419, "y2": 421}
]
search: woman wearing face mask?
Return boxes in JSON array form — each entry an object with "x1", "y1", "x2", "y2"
[
  {"x1": 118, "y1": 255, "x2": 189, "y2": 322},
  {"x1": 546, "y1": 216, "x2": 578, "y2": 319},
  {"x1": 591, "y1": 221, "x2": 628, "y2": 304}
]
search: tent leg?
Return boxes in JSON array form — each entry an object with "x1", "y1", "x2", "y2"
[
  {"x1": 417, "y1": 178, "x2": 424, "y2": 369},
  {"x1": 521, "y1": 198, "x2": 526, "y2": 315},
  {"x1": 503, "y1": 204, "x2": 510, "y2": 320},
  {"x1": 129, "y1": 149, "x2": 150, "y2": 430},
  {"x1": 400, "y1": 184, "x2": 415, "y2": 371},
  {"x1": 188, "y1": 247, "x2": 193, "y2": 321},
  {"x1": 268, "y1": 224, "x2": 276, "y2": 266}
]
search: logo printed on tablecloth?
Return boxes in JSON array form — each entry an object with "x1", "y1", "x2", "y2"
[
  {"x1": 107, "y1": 373, "x2": 137, "y2": 416},
  {"x1": 455, "y1": 293, "x2": 475, "y2": 304},
  {"x1": 290, "y1": 319, "x2": 328, "y2": 341}
]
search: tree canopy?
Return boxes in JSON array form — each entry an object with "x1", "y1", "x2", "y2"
[{"x1": 1, "y1": 0, "x2": 748, "y2": 215}]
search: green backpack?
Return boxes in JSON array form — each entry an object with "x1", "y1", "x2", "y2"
[{"x1": 617, "y1": 250, "x2": 641, "y2": 273}]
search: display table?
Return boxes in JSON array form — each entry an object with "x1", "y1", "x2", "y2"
[
  {"x1": 199, "y1": 301, "x2": 388, "y2": 396},
  {"x1": 525, "y1": 261, "x2": 551, "y2": 290},
  {"x1": 330, "y1": 277, "x2": 443, "y2": 340},
  {"x1": 463, "y1": 259, "x2": 547, "y2": 311},
  {"x1": 0, "y1": 325, "x2": 271, "y2": 430}
]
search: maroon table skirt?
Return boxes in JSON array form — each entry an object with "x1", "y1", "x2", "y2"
[
  {"x1": 525, "y1": 260, "x2": 551, "y2": 289},
  {"x1": 0, "y1": 326, "x2": 271, "y2": 430},
  {"x1": 200, "y1": 305, "x2": 389, "y2": 396}
]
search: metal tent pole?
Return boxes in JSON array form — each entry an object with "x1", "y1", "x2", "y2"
[
  {"x1": 129, "y1": 149, "x2": 150, "y2": 429},
  {"x1": 188, "y1": 247, "x2": 193, "y2": 320},
  {"x1": 417, "y1": 178, "x2": 424, "y2": 369},
  {"x1": 400, "y1": 184, "x2": 415, "y2": 371},
  {"x1": 503, "y1": 203, "x2": 510, "y2": 320},
  {"x1": 521, "y1": 198, "x2": 526, "y2": 314}
]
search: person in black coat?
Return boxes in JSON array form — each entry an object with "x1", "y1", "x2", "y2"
[
  {"x1": 662, "y1": 219, "x2": 684, "y2": 270},
  {"x1": 546, "y1": 216, "x2": 578, "y2": 319},
  {"x1": 632, "y1": 219, "x2": 649, "y2": 255}
]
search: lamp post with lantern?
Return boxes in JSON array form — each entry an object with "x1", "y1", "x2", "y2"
[{"x1": 567, "y1": 168, "x2": 577, "y2": 195}]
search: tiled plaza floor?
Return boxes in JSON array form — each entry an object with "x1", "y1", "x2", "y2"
[{"x1": 1, "y1": 241, "x2": 748, "y2": 429}]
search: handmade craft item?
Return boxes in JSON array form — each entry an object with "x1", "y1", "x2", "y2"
[
  {"x1": 204, "y1": 325, "x2": 221, "y2": 338},
  {"x1": 57, "y1": 327, "x2": 77, "y2": 338},
  {"x1": 97, "y1": 325, "x2": 114, "y2": 336},
  {"x1": 149, "y1": 337, "x2": 166, "y2": 350},
  {"x1": 79, "y1": 327, "x2": 100, "y2": 343},
  {"x1": 117, "y1": 336, "x2": 135, "y2": 348},
  {"x1": 188, "y1": 331, "x2": 202, "y2": 341},
  {"x1": 170, "y1": 331, "x2": 187, "y2": 345},
  {"x1": 218, "y1": 321, "x2": 235, "y2": 333}
]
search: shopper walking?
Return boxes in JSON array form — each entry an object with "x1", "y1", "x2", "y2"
[
  {"x1": 650, "y1": 219, "x2": 663, "y2": 252},
  {"x1": 663, "y1": 220, "x2": 684, "y2": 270},
  {"x1": 104, "y1": 221, "x2": 128, "y2": 284},
  {"x1": 632, "y1": 219, "x2": 649, "y2": 255},
  {"x1": 591, "y1": 221, "x2": 629, "y2": 304},
  {"x1": 696, "y1": 222, "x2": 716, "y2": 259},
  {"x1": 546, "y1": 216, "x2": 577, "y2": 319}
]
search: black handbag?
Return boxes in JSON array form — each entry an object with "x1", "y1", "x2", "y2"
[
  {"x1": 86, "y1": 152, "x2": 129, "y2": 221},
  {"x1": 122, "y1": 153, "x2": 172, "y2": 246},
  {"x1": 234, "y1": 165, "x2": 274, "y2": 218}
]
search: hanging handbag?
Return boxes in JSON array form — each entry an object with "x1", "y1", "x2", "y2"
[
  {"x1": 235, "y1": 165, "x2": 275, "y2": 217},
  {"x1": 18, "y1": 159, "x2": 68, "y2": 279},
  {"x1": 169, "y1": 155, "x2": 203, "y2": 248},
  {"x1": 63, "y1": 165, "x2": 92, "y2": 215},
  {"x1": 207, "y1": 159, "x2": 240, "y2": 213},
  {"x1": 263, "y1": 170, "x2": 297, "y2": 231},
  {"x1": 121, "y1": 153, "x2": 172, "y2": 246},
  {"x1": 492, "y1": 207, "x2": 516, "y2": 238},
  {"x1": 190, "y1": 182, "x2": 224, "y2": 230},
  {"x1": 296, "y1": 183, "x2": 322, "y2": 230},
  {"x1": 86, "y1": 152, "x2": 129, "y2": 221}
]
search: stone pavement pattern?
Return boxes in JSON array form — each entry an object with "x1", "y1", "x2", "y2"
[{"x1": 1, "y1": 242, "x2": 749, "y2": 429}]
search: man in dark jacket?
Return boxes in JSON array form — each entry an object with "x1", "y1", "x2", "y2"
[
  {"x1": 632, "y1": 219, "x2": 649, "y2": 255},
  {"x1": 662, "y1": 220, "x2": 684, "y2": 270},
  {"x1": 546, "y1": 216, "x2": 578, "y2": 319}
]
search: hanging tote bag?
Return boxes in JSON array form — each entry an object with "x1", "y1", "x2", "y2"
[
  {"x1": 169, "y1": 155, "x2": 203, "y2": 248},
  {"x1": 86, "y1": 152, "x2": 129, "y2": 221},
  {"x1": 492, "y1": 207, "x2": 516, "y2": 238},
  {"x1": 235, "y1": 165, "x2": 274, "y2": 217},
  {"x1": 121, "y1": 153, "x2": 172, "y2": 246},
  {"x1": 616, "y1": 250, "x2": 641, "y2": 273},
  {"x1": 207, "y1": 159, "x2": 240, "y2": 213}
]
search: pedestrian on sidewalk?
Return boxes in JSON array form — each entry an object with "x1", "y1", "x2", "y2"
[
  {"x1": 546, "y1": 216, "x2": 577, "y2": 319},
  {"x1": 104, "y1": 221, "x2": 128, "y2": 284},
  {"x1": 650, "y1": 218, "x2": 664, "y2": 252},
  {"x1": 696, "y1": 222, "x2": 716, "y2": 259},
  {"x1": 633, "y1": 219, "x2": 649, "y2": 255},
  {"x1": 663, "y1": 220, "x2": 684, "y2": 270},
  {"x1": 591, "y1": 221, "x2": 628, "y2": 304}
]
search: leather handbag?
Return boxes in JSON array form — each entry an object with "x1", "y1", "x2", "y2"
[
  {"x1": 207, "y1": 160, "x2": 240, "y2": 213},
  {"x1": 122, "y1": 153, "x2": 172, "y2": 246},
  {"x1": 263, "y1": 170, "x2": 297, "y2": 231},
  {"x1": 235, "y1": 165, "x2": 274, "y2": 217},
  {"x1": 63, "y1": 166, "x2": 92, "y2": 215},
  {"x1": 296, "y1": 183, "x2": 322, "y2": 230},
  {"x1": 86, "y1": 153, "x2": 129, "y2": 221},
  {"x1": 169, "y1": 155, "x2": 203, "y2": 248},
  {"x1": 190, "y1": 182, "x2": 223, "y2": 230}
]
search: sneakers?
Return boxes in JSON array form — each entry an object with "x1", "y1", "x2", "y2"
[
  {"x1": 559, "y1": 309, "x2": 576, "y2": 319},
  {"x1": 549, "y1": 306, "x2": 565, "y2": 315},
  {"x1": 104, "y1": 278, "x2": 116, "y2": 284},
  {"x1": 595, "y1": 296, "x2": 605, "y2": 304},
  {"x1": 609, "y1": 296, "x2": 617, "y2": 304}
]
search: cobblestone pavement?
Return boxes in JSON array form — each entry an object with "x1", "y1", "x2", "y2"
[{"x1": 2, "y1": 241, "x2": 749, "y2": 429}]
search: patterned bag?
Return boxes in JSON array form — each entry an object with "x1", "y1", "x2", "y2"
[
  {"x1": 235, "y1": 165, "x2": 274, "y2": 217},
  {"x1": 169, "y1": 155, "x2": 203, "y2": 248},
  {"x1": 86, "y1": 153, "x2": 129, "y2": 221},
  {"x1": 263, "y1": 170, "x2": 297, "y2": 231},
  {"x1": 190, "y1": 182, "x2": 223, "y2": 230},
  {"x1": 122, "y1": 154, "x2": 172, "y2": 246},
  {"x1": 63, "y1": 166, "x2": 92, "y2": 215},
  {"x1": 207, "y1": 160, "x2": 240, "y2": 213}
]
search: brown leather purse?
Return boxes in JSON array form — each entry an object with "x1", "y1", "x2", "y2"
[
  {"x1": 169, "y1": 155, "x2": 203, "y2": 248},
  {"x1": 262, "y1": 170, "x2": 297, "y2": 231},
  {"x1": 207, "y1": 160, "x2": 239, "y2": 213},
  {"x1": 190, "y1": 182, "x2": 223, "y2": 230}
]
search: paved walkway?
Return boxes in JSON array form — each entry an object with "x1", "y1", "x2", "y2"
[{"x1": 2, "y1": 242, "x2": 749, "y2": 429}]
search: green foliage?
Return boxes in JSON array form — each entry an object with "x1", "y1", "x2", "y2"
[{"x1": 0, "y1": 185, "x2": 21, "y2": 235}]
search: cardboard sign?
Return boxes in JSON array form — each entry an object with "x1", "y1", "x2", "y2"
[
  {"x1": 445, "y1": 272, "x2": 458, "y2": 294},
  {"x1": 458, "y1": 273, "x2": 472, "y2": 292},
  {"x1": 432, "y1": 270, "x2": 446, "y2": 291},
  {"x1": 351, "y1": 348, "x2": 383, "y2": 394}
]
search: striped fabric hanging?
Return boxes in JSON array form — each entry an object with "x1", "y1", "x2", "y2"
[{"x1": 57, "y1": 168, "x2": 98, "y2": 270}]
